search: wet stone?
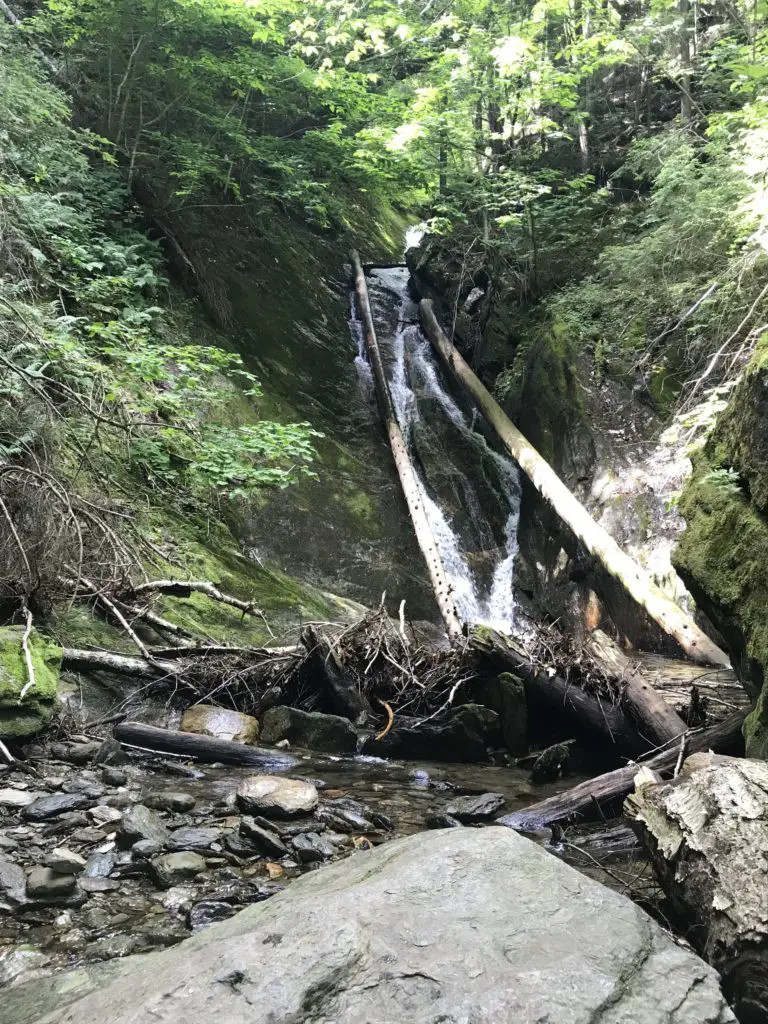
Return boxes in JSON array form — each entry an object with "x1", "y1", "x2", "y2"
[
  {"x1": 131, "y1": 840, "x2": 162, "y2": 860},
  {"x1": 426, "y1": 813, "x2": 464, "y2": 829},
  {"x1": 188, "y1": 901, "x2": 237, "y2": 931},
  {"x1": 93, "y1": 737, "x2": 130, "y2": 766},
  {"x1": 101, "y1": 767, "x2": 127, "y2": 787},
  {"x1": 79, "y1": 877, "x2": 120, "y2": 894},
  {"x1": 291, "y1": 832, "x2": 335, "y2": 863},
  {"x1": 237, "y1": 776, "x2": 318, "y2": 819},
  {"x1": 0, "y1": 856, "x2": 27, "y2": 904},
  {"x1": 49, "y1": 741, "x2": 102, "y2": 765},
  {"x1": 443, "y1": 792, "x2": 506, "y2": 823},
  {"x1": 26, "y1": 867, "x2": 77, "y2": 900},
  {"x1": 62, "y1": 778, "x2": 106, "y2": 799},
  {"x1": 144, "y1": 792, "x2": 196, "y2": 813},
  {"x1": 88, "y1": 805, "x2": 123, "y2": 827},
  {"x1": 23, "y1": 792, "x2": 90, "y2": 821},
  {"x1": 239, "y1": 818, "x2": 290, "y2": 858},
  {"x1": 180, "y1": 705, "x2": 259, "y2": 745},
  {"x1": 261, "y1": 706, "x2": 357, "y2": 753},
  {"x1": 0, "y1": 788, "x2": 42, "y2": 808},
  {"x1": 165, "y1": 827, "x2": 221, "y2": 852},
  {"x1": 150, "y1": 852, "x2": 207, "y2": 889},
  {"x1": 0, "y1": 835, "x2": 19, "y2": 852},
  {"x1": 44, "y1": 848, "x2": 87, "y2": 875},
  {"x1": 83, "y1": 850, "x2": 117, "y2": 877},
  {"x1": 71, "y1": 827, "x2": 109, "y2": 845},
  {"x1": 119, "y1": 804, "x2": 170, "y2": 847}
]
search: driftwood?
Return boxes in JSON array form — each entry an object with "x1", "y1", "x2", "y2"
[
  {"x1": 626, "y1": 753, "x2": 768, "y2": 1022},
  {"x1": 498, "y1": 710, "x2": 746, "y2": 830},
  {"x1": 469, "y1": 627, "x2": 670, "y2": 756},
  {"x1": 419, "y1": 299, "x2": 730, "y2": 669},
  {"x1": 301, "y1": 626, "x2": 372, "y2": 724},
  {"x1": 351, "y1": 252, "x2": 462, "y2": 638},
  {"x1": 113, "y1": 721, "x2": 296, "y2": 768}
]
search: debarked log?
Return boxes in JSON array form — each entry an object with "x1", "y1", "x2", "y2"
[
  {"x1": 113, "y1": 721, "x2": 296, "y2": 768},
  {"x1": 419, "y1": 298, "x2": 730, "y2": 670},
  {"x1": 625, "y1": 753, "x2": 768, "y2": 1023},
  {"x1": 498, "y1": 710, "x2": 746, "y2": 830}
]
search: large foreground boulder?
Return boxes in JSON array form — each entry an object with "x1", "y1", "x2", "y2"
[{"x1": 0, "y1": 828, "x2": 733, "y2": 1024}]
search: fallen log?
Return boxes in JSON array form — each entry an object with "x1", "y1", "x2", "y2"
[
  {"x1": 301, "y1": 626, "x2": 372, "y2": 724},
  {"x1": 419, "y1": 299, "x2": 730, "y2": 670},
  {"x1": 351, "y1": 251, "x2": 463, "y2": 638},
  {"x1": 62, "y1": 648, "x2": 178, "y2": 678},
  {"x1": 497, "y1": 710, "x2": 746, "y2": 830},
  {"x1": 113, "y1": 721, "x2": 296, "y2": 768},
  {"x1": 625, "y1": 753, "x2": 768, "y2": 1022},
  {"x1": 469, "y1": 627, "x2": 668, "y2": 756}
]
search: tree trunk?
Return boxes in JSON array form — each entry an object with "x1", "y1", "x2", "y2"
[
  {"x1": 418, "y1": 299, "x2": 730, "y2": 669},
  {"x1": 498, "y1": 710, "x2": 745, "y2": 830},
  {"x1": 351, "y1": 252, "x2": 463, "y2": 638},
  {"x1": 113, "y1": 721, "x2": 296, "y2": 768},
  {"x1": 679, "y1": 0, "x2": 692, "y2": 122},
  {"x1": 626, "y1": 753, "x2": 768, "y2": 1021}
]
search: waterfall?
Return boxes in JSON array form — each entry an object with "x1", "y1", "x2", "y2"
[{"x1": 350, "y1": 265, "x2": 522, "y2": 632}]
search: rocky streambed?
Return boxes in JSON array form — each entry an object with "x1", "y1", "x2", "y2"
[{"x1": 0, "y1": 730, "x2": 649, "y2": 993}]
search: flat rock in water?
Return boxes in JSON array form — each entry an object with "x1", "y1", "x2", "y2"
[
  {"x1": 45, "y1": 848, "x2": 87, "y2": 875},
  {"x1": 291, "y1": 832, "x2": 335, "y2": 863},
  {"x1": 0, "y1": 829, "x2": 734, "y2": 1024},
  {"x1": 78, "y1": 877, "x2": 120, "y2": 894},
  {"x1": 150, "y1": 852, "x2": 206, "y2": 890},
  {"x1": 119, "y1": 805, "x2": 170, "y2": 847},
  {"x1": 260, "y1": 706, "x2": 357, "y2": 754},
  {"x1": 236, "y1": 776, "x2": 318, "y2": 818},
  {"x1": 26, "y1": 867, "x2": 77, "y2": 900},
  {"x1": 0, "y1": 788, "x2": 42, "y2": 808},
  {"x1": 188, "y1": 901, "x2": 237, "y2": 931},
  {"x1": 165, "y1": 827, "x2": 221, "y2": 852},
  {"x1": 444, "y1": 792, "x2": 506, "y2": 822},
  {"x1": 143, "y1": 792, "x2": 196, "y2": 813},
  {"x1": 22, "y1": 792, "x2": 90, "y2": 821},
  {"x1": 239, "y1": 818, "x2": 290, "y2": 858}
]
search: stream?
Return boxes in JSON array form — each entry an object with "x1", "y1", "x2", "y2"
[{"x1": 351, "y1": 265, "x2": 522, "y2": 632}]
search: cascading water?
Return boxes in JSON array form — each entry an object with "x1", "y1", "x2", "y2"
[{"x1": 350, "y1": 264, "x2": 522, "y2": 632}]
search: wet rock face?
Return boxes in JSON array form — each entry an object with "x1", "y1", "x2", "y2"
[
  {"x1": 236, "y1": 776, "x2": 319, "y2": 818},
  {"x1": 4, "y1": 828, "x2": 734, "y2": 1024},
  {"x1": 260, "y1": 706, "x2": 358, "y2": 753},
  {"x1": 180, "y1": 706, "x2": 259, "y2": 745}
]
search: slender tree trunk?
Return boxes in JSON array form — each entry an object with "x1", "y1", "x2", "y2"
[
  {"x1": 419, "y1": 300, "x2": 730, "y2": 668},
  {"x1": 351, "y1": 253, "x2": 463, "y2": 638},
  {"x1": 679, "y1": 0, "x2": 692, "y2": 121}
]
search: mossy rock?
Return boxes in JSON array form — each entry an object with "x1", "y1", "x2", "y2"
[
  {"x1": 475, "y1": 672, "x2": 527, "y2": 755},
  {"x1": 0, "y1": 626, "x2": 61, "y2": 741}
]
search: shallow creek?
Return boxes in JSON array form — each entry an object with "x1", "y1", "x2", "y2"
[{"x1": 0, "y1": 746, "x2": 652, "y2": 991}]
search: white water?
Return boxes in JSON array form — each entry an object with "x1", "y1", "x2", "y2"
[{"x1": 351, "y1": 265, "x2": 522, "y2": 632}]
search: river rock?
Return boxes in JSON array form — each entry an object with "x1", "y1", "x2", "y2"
[
  {"x1": 150, "y1": 852, "x2": 207, "y2": 889},
  {"x1": 44, "y1": 848, "x2": 87, "y2": 875},
  {"x1": 443, "y1": 792, "x2": 506, "y2": 822},
  {"x1": 25, "y1": 867, "x2": 77, "y2": 900},
  {"x1": 144, "y1": 792, "x2": 196, "y2": 813},
  {"x1": 291, "y1": 832, "x2": 335, "y2": 863},
  {"x1": 236, "y1": 776, "x2": 318, "y2": 818},
  {"x1": 425, "y1": 812, "x2": 463, "y2": 828},
  {"x1": 83, "y1": 851, "x2": 117, "y2": 877},
  {"x1": 260, "y1": 706, "x2": 357, "y2": 753},
  {"x1": 239, "y1": 818, "x2": 290, "y2": 858},
  {"x1": 119, "y1": 805, "x2": 170, "y2": 847},
  {"x1": 475, "y1": 672, "x2": 527, "y2": 755},
  {"x1": 0, "y1": 856, "x2": 26, "y2": 905},
  {"x1": 165, "y1": 827, "x2": 221, "y2": 852},
  {"x1": 0, "y1": 788, "x2": 42, "y2": 808},
  {"x1": 365, "y1": 704, "x2": 500, "y2": 762},
  {"x1": 50, "y1": 741, "x2": 102, "y2": 765},
  {"x1": 22, "y1": 792, "x2": 91, "y2": 821},
  {"x1": 188, "y1": 901, "x2": 237, "y2": 931},
  {"x1": 180, "y1": 705, "x2": 259, "y2": 744},
  {"x1": 1, "y1": 828, "x2": 735, "y2": 1024},
  {"x1": 131, "y1": 840, "x2": 162, "y2": 860},
  {"x1": 101, "y1": 767, "x2": 127, "y2": 787}
]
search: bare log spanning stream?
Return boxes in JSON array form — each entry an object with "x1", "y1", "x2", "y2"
[
  {"x1": 351, "y1": 250, "x2": 463, "y2": 637},
  {"x1": 419, "y1": 298, "x2": 730, "y2": 670}
]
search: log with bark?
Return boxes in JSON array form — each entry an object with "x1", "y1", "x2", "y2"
[
  {"x1": 113, "y1": 721, "x2": 296, "y2": 768},
  {"x1": 498, "y1": 710, "x2": 746, "y2": 830},
  {"x1": 625, "y1": 753, "x2": 768, "y2": 1023},
  {"x1": 419, "y1": 298, "x2": 730, "y2": 669},
  {"x1": 351, "y1": 252, "x2": 463, "y2": 638},
  {"x1": 468, "y1": 627, "x2": 684, "y2": 755}
]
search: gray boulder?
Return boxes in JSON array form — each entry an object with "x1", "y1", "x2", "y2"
[
  {"x1": 236, "y1": 775, "x2": 318, "y2": 818},
  {"x1": 261, "y1": 706, "x2": 357, "y2": 753},
  {"x1": 0, "y1": 828, "x2": 734, "y2": 1024}
]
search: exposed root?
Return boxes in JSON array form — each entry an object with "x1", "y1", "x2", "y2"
[{"x1": 374, "y1": 699, "x2": 394, "y2": 740}]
